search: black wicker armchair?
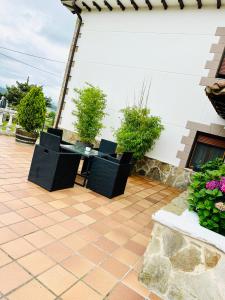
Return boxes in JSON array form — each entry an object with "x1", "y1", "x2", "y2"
[
  {"x1": 28, "y1": 132, "x2": 81, "y2": 191},
  {"x1": 47, "y1": 127, "x2": 73, "y2": 145},
  {"x1": 86, "y1": 154, "x2": 132, "y2": 198},
  {"x1": 81, "y1": 139, "x2": 117, "y2": 174}
]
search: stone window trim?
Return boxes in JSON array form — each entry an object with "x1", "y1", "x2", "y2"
[
  {"x1": 176, "y1": 121, "x2": 225, "y2": 168},
  {"x1": 200, "y1": 27, "x2": 225, "y2": 87}
]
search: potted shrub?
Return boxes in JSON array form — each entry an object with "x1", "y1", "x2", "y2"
[
  {"x1": 188, "y1": 158, "x2": 225, "y2": 236},
  {"x1": 73, "y1": 83, "x2": 107, "y2": 147},
  {"x1": 115, "y1": 104, "x2": 164, "y2": 162},
  {"x1": 16, "y1": 86, "x2": 46, "y2": 144}
]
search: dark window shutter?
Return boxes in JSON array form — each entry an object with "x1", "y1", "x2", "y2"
[
  {"x1": 197, "y1": 134, "x2": 225, "y2": 149},
  {"x1": 217, "y1": 57, "x2": 225, "y2": 78}
]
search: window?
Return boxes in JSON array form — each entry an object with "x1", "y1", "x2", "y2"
[
  {"x1": 187, "y1": 132, "x2": 225, "y2": 170},
  {"x1": 217, "y1": 50, "x2": 225, "y2": 79}
]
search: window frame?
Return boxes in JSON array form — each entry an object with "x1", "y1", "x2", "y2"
[
  {"x1": 186, "y1": 131, "x2": 225, "y2": 169},
  {"x1": 216, "y1": 48, "x2": 225, "y2": 79}
]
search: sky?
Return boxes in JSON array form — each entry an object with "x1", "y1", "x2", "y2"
[{"x1": 0, "y1": 0, "x2": 76, "y2": 104}]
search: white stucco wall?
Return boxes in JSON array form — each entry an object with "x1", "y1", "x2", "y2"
[{"x1": 60, "y1": 7, "x2": 225, "y2": 167}]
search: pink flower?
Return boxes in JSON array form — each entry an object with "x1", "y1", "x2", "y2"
[
  {"x1": 220, "y1": 184, "x2": 225, "y2": 193},
  {"x1": 206, "y1": 180, "x2": 220, "y2": 190}
]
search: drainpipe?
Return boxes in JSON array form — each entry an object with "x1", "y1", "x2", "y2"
[{"x1": 54, "y1": 5, "x2": 83, "y2": 128}]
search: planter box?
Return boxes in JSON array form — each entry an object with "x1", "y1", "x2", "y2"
[{"x1": 15, "y1": 128, "x2": 38, "y2": 145}]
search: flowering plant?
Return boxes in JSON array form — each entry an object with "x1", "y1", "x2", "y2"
[{"x1": 188, "y1": 159, "x2": 225, "y2": 235}]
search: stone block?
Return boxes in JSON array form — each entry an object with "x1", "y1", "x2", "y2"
[{"x1": 170, "y1": 245, "x2": 202, "y2": 272}]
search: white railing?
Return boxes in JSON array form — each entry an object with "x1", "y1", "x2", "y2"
[{"x1": 0, "y1": 108, "x2": 17, "y2": 134}]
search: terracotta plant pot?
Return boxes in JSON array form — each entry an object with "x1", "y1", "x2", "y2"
[{"x1": 15, "y1": 128, "x2": 38, "y2": 145}]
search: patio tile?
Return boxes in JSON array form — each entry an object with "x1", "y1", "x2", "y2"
[
  {"x1": 47, "y1": 211, "x2": 69, "y2": 222},
  {"x1": 100, "y1": 256, "x2": 130, "y2": 279},
  {"x1": 107, "y1": 283, "x2": 144, "y2": 300},
  {"x1": 42, "y1": 241, "x2": 74, "y2": 262},
  {"x1": 105, "y1": 230, "x2": 129, "y2": 245},
  {"x1": 61, "y1": 281, "x2": 101, "y2": 300},
  {"x1": 0, "y1": 203, "x2": 10, "y2": 214},
  {"x1": 0, "y1": 212, "x2": 24, "y2": 225},
  {"x1": 0, "y1": 249, "x2": 12, "y2": 267},
  {"x1": 60, "y1": 219, "x2": 84, "y2": 232},
  {"x1": 122, "y1": 270, "x2": 149, "y2": 298},
  {"x1": 30, "y1": 215, "x2": 55, "y2": 229},
  {"x1": 75, "y1": 214, "x2": 95, "y2": 225},
  {"x1": 86, "y1": 210, "x2": 105, "y2": 221},
  {"x1": 38, "y1": 265, "x2": 77, "y2": 296},
  {"x1": 94, "y1": 236, "x2": 118, "y2": 253},
  {"x1": 112, "y1": 247, "x2": 139, "y2": 266},
  {"x1": 33, "y1": 203, "x2": 55, "y2": 214},
  {"x1": 61, "y1": 254, "x2": 94, "y2": 278},
  {"x1": 76, "y1": 228, "x2": 100, "y2": 242},
  {"x1": 7, "y1": 279, "x2": 55, "y2": 300},
  {"x1": 73, "y1": 203, "x2": 92, "y2": 212},
  {"x1": 83, "y1": 267, "x2": 117, "y2": 296},
  {"x1": 20, "y1": 196, "x2": 42, "y2": 206},
  {"x1": 0, "y1": 228, "x2": 18, "y2": 244},
  {"x1": 9, "y1": 220, "x2": 38, "y2": 236},
  {"x1": 0, "y1": 192, "x2": 15, "y2": 202},
  {"x1": 0, "y1": 262, "x2": 31, "y2": 294},
  {"x1": 1, "y1": 238, "x2": 35, "y2": 259},
  {"x1": 24, "y1": 231, "x2": 54, "y2": 248},
  {"x1": 79, "y1": 244, "x2": 107, "y2": 264},
  {"x1": 61, "y1": 233, "x2": 88, "y2": 251},
  {"x1": 18, "y1": 250, "x2": 55, "y2": 276},
  {"x1": 18, "y1": 207, "x2": 42, "y2": 219},
  {"x1": 4, "y1": 199, "x2": 28, "y2": 210},
  {"x1": 61, "y1": 207, "x2": 80, "y2": 217},
  {"x1": 90, "y1": 221, "x2": 111, "y2": 235},
  {"x1": 149, "y1": 292, "x2": 163, "y2": 300},
  {"x1": 49, "y1": 200, "x2": 68, "y2": 209},
  {"x1": 72, "y1": 192, "x2": 96, "y2": 202},
  {"x1": 45, "y1": 224, "x2": 70, "y2": 239},
  {"x1": 124, "y1": 240, "x2": 146, "y2": 256}
]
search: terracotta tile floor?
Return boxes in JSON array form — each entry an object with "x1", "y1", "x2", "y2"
[{"x1": 0, "y1": 136, "x2": 180, "y2": 300}]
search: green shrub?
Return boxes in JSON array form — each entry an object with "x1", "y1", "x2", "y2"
[
  {"x1": 188, "y1": 160, "x2": 225, "y2": 235},
  {"x1": 115, "y1": 106, "x2": 164, "y2": 160},
  {"x1": 200, "y1": 157, "x2": 224, "y2": 172},
  {"x1": 73, "y1": 83, "x2": 107, "y2": 144},
  {"x1": 17, "y1": 86, "x2": 46, "y2": 133}
]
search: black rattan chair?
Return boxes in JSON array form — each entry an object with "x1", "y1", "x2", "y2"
[
  {"x1": 47, "y1": 127, "x2": 73, "y2": 145},
  {"x1": 28, "y1": 132, "x2": 81, "y2": 191},
  {"x1": 86, "y1": 155, "x2": 131, "y2": 198},
  {"x1": 81, "y1": 139, "x2": 117, "y2": 175}
]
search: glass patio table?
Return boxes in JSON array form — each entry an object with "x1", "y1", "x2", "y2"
[{"x1": 60, "y1": 143, "x2": 105, "y2": 186}]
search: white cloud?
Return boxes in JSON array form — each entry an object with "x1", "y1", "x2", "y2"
[{"x1": 0, "y1": 0, "x2": 76, "y2": 103}]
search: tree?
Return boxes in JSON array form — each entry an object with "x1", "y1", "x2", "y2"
[
  {"x1": 5, "y1": 79, "x2": 32, "y2": 108},
  {"x1": 17, "y1": 86, "x2": 46, "y2": 133},
  {"x1": 73, "y1": 83, "x2": 107, "y2": 144},
  {"x1": 5, "y1": 79, "x2": 53, "y2": 108}
]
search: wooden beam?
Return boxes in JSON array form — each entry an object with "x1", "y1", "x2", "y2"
[
  {"x1": 130, "y1": 0, "x2": 139, "y2": 10},
  {"x1": 117, "y1": 0, "x2": 125, "y2": 10},
  {"x1": 92, "y1": 1, "x2": 101, "y2": 11},
  {"x1": 104, "y1": 0, "x2": 113, "y2": 11},
  {"x1": 82, "y1": 1, "x2": 91, "y2": 11},
  {"x1": 145, "y1": 0, "x2": 152, "y2": 10},
  {"x1": 178, "y1": 0, "x2": 184, "y2": 9},
  {"x1": 161, "y1": 0, "x2": 168, "y2": 9},
  {"x1": 196, "y1": 0, "x2": 202, "y2": 8},
  {"x1": 63, "y1": 2, "x2": 82, "y2": 14},
  {"x1": 217, "y1": 0, "x2": 221, "y2": 9}
]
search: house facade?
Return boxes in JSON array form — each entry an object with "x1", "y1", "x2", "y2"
[{"x1": 57, "y1": 0, "x2": 225, "y2": 188}]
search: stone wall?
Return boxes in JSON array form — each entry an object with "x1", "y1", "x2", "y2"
[
  {"x1": 139, "y1": 222, "x2": 225, "y2": 300},
  {"x1": 135, "y1": 157, "x2": 193, "y2": 190}
]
